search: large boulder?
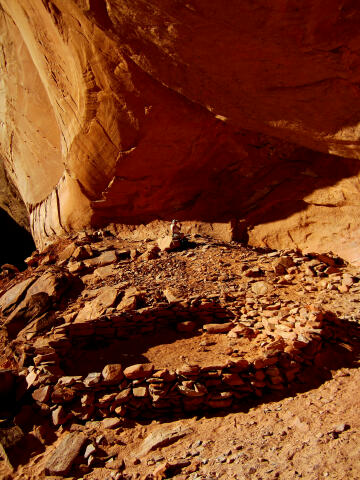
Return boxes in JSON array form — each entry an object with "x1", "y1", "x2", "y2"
[
  {"x1": 3, "y1": 269, "x2": 72, "y2": 339},
  {"x1": 0, "y1": 277, "x2": 36, "y2": 315}
]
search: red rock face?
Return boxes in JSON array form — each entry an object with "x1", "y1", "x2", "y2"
[{"x1": 1, "y1": 1, "x2": 360, "y2": 263}]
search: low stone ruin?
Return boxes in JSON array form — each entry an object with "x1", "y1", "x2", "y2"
[
  {"x1": 4, "y1": 297, "x2": 349, "y2": 425},
  {"x1": 0, "y1": 233, "x2": 358, "y2": 439}
]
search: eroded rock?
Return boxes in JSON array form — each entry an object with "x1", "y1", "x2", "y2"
[
  {"x1": 76, "y1": 286, "x2": 120, "y2": 322},
  {"x1": 139, "y1": 426, "x2": 193, "y2": 456},
  {"x1": 4, "y1": 269, "x2": 72, "y2": 338},
  {"x1": 44, "y1": 432, "x2": 86, "y2": 475}
]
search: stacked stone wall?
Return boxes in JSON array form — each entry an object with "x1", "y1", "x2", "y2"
[{"x1": 9, "y1": 301, "x2": 342, "y2": 426}]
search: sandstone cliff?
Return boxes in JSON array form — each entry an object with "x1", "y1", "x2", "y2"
[{"x1": 1, "y1": 1, "x2": 360, "y2": 263}]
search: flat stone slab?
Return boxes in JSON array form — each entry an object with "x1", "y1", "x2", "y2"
[
  {"x1": 0, "y1": 277, "x2": 35, "y2": 314},
  {"x1": 44, "y1": 432, "x2": 86, "y2": 475},
  {"x1": 83, "y1": 250, "x2": 117, "y2": 268},
  {"x1": 101, "y1": 417, "x2": 122, "y2": 429},
  {"x1": 203, "y1": 322, "x2": 233, "y2": 334},
  {"x1": 75, "y1": 286, "x2": 120, "y2": 322},
  {"x1": 139, "y1": 425, "x2": 193, "y2": 456}
]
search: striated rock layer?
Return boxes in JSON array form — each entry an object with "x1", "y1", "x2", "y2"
[{"x1": 1, "y1": 1, "x2": 360, "y2": 263}]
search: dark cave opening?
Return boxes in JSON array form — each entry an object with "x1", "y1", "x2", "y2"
[{"x1": 0, "y1": 208, "x2": 35, "y2": 270}]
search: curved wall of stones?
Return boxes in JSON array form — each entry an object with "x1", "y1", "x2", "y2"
[{"x1": 14, "y1": 305, "x2": 340, "y2": 425}]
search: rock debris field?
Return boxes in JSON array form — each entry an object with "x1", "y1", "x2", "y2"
[{"x1": 0, "y1": 229, "x2": 359, "y2": 480}]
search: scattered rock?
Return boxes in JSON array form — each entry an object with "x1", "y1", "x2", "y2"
[
  {"x1": 32, "y1": 385, "x2": 52, "y2": 403},
  {"x1": 44, "y1": 432, "x2": 86, "y2": 475},
  {"x1": 83, "y1": 372, "x2": 102, "y2": 387},
  {"x1": 251, "y1": 281, "x2": 269, "y2": 295},
  {"x1": 117, "y1": 287, "x2": 145, "y2": 311},
  {"x1": 94, "y1": 264, "x2": 118, "y2": 279},
  {"x1": 57, "y1": 243, "x2": 77, "y2": 264},
  {"x1": 333, "y1": 423, "x2": 350, "y2": 434},
  {"x1": 203, "y1": 322, "x2": 233, "y2": 334},
  {"x1": 83, "y1": 250, "x2": 118, "y2": 268},
  {"x1": 76, "y1": 286, "x2": 120, "y2": 322},
  {"x1": 157, "y1": 236, "x2": 181, "y2": 251},
  {"x1": 101, "y1": 417, "x2": 122, "y2": 429},
  {"x1": 163, "y1": 287, "x2": 182, "y2": 303},
  {"x1": 139, "y1": 426, "x2": 193, "y2": 456}
]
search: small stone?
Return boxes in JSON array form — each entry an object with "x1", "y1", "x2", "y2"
[
  {"x1": 0, "y1": 277, "x2": 36, "y2": 314},
  {"x1": 102, "y1": 364, "x2": 124, "y2": 384},
  {"x1": 84, "y1": 443, "x2": 96, "y2": 459},
  {"x1": 203, "y1": 322, "x2": 233, "y2": 334},
  {"x1": 251, "y1": 281, "x2": 269, "y2": 295},
  {"x1": 83, "y1": 250, "x2": 117, "y2": 268},
  {"x1": 114, "y1": 388, "x2": 132, "y2": 404},
  {"x1": 32, "y1": 385, "x2": 52, "y2": 403},
  {"x1": 163, "y1": 287, "x2": 182, "y2": 303},
  {"x1": 84, "y1": 372, "x2": 102, "y2": 387},
  {"x1": 105, "y1": 458, "x2": 125, "y2": 470},
  {"x1": 57, "y1": 376, "x2": 83, "y2": 387},
  {"x1": 117, "y1": 287, "x2": 144, "y2": 311},
  {"x1": 101, "y1": 417, "x2": 122, "y2": 429},
  {"x1": 72, "y1": 245, "x2": 93, "y2": 261},
  {"x1": 52, "y1": 406, "x2": 71, "y2": 426},
  {"x1": 95, "y1": 434, "x2": 106, "y2": 445},
  {"x1": 68, "y1": 261, "x2": 84, "y2": 274},
  {"x1": 342, "y1": 274, "x2": 354, "y2": 287},
  {"x1": 333, "y1": 423, "x2": 350, "y2": 433},
  {"x1": 94, "y1": 265, "x2": 118, "y2": 279},
  {"x1": 133, "y1": 386, "x2": 148, "y2": 397},
  {"x1": 57, "y1": 243, "x2": 77, "y2": 263},
  {"x1": 114, "y1": 405, "x2": 126, "y2": 416},
  {"x1": 176, "y1": 364, "x2": 200, "y2": 376},
  {"x1": 123, "y1": 363, "x2": 154, "y2": 379},
  {"x1": 244, "y1": 267, "x2": 263, "y2": 278}
]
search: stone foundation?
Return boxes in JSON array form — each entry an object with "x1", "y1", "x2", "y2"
[{"x1": 10, "y1": 299, "x2": 344, "y2": 425}]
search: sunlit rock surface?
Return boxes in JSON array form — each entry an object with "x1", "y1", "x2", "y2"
[{"x1": 1, "y1": 1, "x2": 360, "y2": 264}]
